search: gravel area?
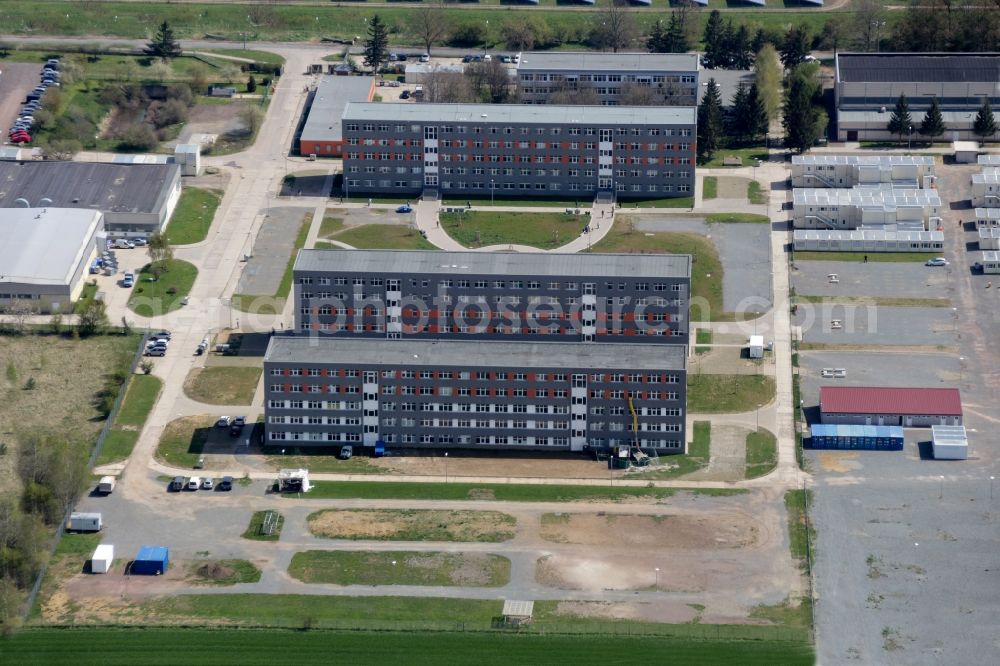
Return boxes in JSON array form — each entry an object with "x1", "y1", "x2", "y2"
[
  {"x1": 792, "y1": 261, "x2": 953, "y2": 300},
  {"x1": 795, "y1": 306, "x2": 955, "y2": 346}
]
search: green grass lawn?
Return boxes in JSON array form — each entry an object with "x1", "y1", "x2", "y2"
[
  {"x1": 793, "y1": 251, "x2": 940, "y2": 263},
  {"x1": 288, "y1": 551, "x2": 511, "y2": 587},
  {"x1": 96, "y1": 429, "x2": 139, "y2": 467},
  {"x1": 695, "y1": 328, "x2": 713, "y2": 355},
  {"x1": 294, "y1": 481, "x2": 688, "y2": 503},
  {"x1": 307, "y1": 509, "x2": 516, "y2": 542},
  {"x1": 197, "y1": 48, "x2": 286, "y2": 65},
  {"x1": 165, "y1": 188, "x2": 223, "y2": 245},
  {"x1": 793, "y1": 295, "x2": 951, "y2": 308},
  {"x1": 242, "y1": 510, "x2": 284, "y2": 542},
  {"x1": 188, "y1": 559, "x2": 262, "y2": 586},
  {"x1": 745, "y1": 428, "x2": 778, "y2": 480},
  {"x1": 588, "y1": 226, "x2": 726, "y2": 321},
  {"x1": 784, "y1": 489, "x2": 815, "y2": 567},
  {"x1": 441, "y1": 211, "x2": 586, "y2": 249},
  {"x1": 318, "y1": 215, "x2": 345, "y2": 238},
  {"x1": 625, "y1": 196, "x2": 695, "y2": 209},
  {"x1": 317, "y1": 224, "x2": 436, "y2": 250},
  {"x1": 700, "y1": 146, "x2": 770, "y2": 168},
  {"x1": 95, "y1": 374, "x2": 162, "y2": 465},
  {"x1": 0, "y1": 628, "x2": 814, "y2": 665},
  {"x1": 633, "y1": 421, "x2": 711, "y2": 480},
  {"x1": 183, "y1": 366, "x2": 262, "y2": 405},
  {"x1": 706, "y1": 213, "x2": 770, "y2": 224},
  {"x1": 264, "y1": 446, "x2": 384, "y2": 474},
  {"x1": 73, "y1": 282, "x2": 98, "y2": 315},
  {"x1": 688, "y1": 375, "x2": 776, "y2": 413},
  {"x1": 155, "y1": 415, "x2": 215, "y2": 468},
  {"x1": 127, "y1": 259, "x2": 198, "y2": 317},
  {"x1": 442, "y1": 196, "x2": 580, "y2": 208},
  {"x1": 703, "y1": 176, "x2": 718, "y2": 200},
  {"x1": 748, "y1": 180, "x2": 767, "y2": 205}
]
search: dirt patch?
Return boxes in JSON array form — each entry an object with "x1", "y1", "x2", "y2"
[
  {"x1": 554, "y1": 600, "x2": 698, "y2": 624},
  {"x1": 816, "y1": 451, "x2": 862, "y2": 473},
  {"x1": 366, "y1": 453, "x2": 617, "y2": 480},
  {"x1": 539, "y1": 513, "x2": 756, "y2": 549},
  {"x1": 716, "y1": 176, "x2": 752, "y2": 199},
  {"x1": 195, "y1": 562, "x2": 234, "y2": 580},
  {"x1": 308, "y1": 509, "x2": 516, "y2": 542}
]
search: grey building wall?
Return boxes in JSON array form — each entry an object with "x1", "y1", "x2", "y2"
[
  {"x1": 293, "y1": 268, "x2": 690, "y2": 346},
  {"x1": 821, "y1": 412, "x2": 962, "y2": 427},
  {"x1": 518, "y1": 69, "x2": 698, "y2": 106},
  {"x1": 264, "y1": 356, "x2": 686, "y2": 452},
  {"x1": 342, "y1": 115, "x2": 695, "y2": 200}
]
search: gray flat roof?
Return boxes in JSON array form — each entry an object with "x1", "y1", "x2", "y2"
[
  {"x1": 0, "y1": 161, "x2": 178, "y2": 213},
  {"x1": 793, "y1": 187, "x2": 941, "y2": 208},
  {"x1": 265, "y1": 336, "x2": 687, "y2": 371},
  {"x1": 300, "y1": 75, "x2": 375, "y2": 144},
  {"x1": 342, "y1": 102, "x2": 696, "y2": 126},
  {"x1": 294, "y1": 249, "x2": 691, "y2": 279},
  {"x1": 836, "y1": 52, "x2": 1000, "y2": 83},
  {"x1": 0, "y1": 208, "x2": 102, "y2": 286},
  {"x1": 517, "y1": 51, "x2": 699, "y2": 73},
  {"x1": 792, "y1": 155, "x2": 935, "y2": 167},
  {"x1": 794, "y1": 229, "x2": 943, "y2": 242}
]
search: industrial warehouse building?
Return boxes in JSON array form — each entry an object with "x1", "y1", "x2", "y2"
[
  {"x1": 792, "y1": 186, "x2": 942, "y2": 229},
  {"x1": 297, "y1": 75, "x2": 376, "y2": 157},
  {"x1": 0, "y1": 161, "x2": 181, "y2": 238},
  {"x1": 834, "y1": 53, "x2": 1000, "y2": 142},
  {"x1": 515, "y1": 52, "x2": 699, "y2": 107},
  {"x1": 793, "y1": 228, "x2": 943, "y2": 253},
  {"x1": 819, "y1": 386, "x2": 962, "y2": 427},
  {"x1": 0, "y1": 208, "x2": 103, "y2": 313},
  {"x1": 971, "y1": 168, "x2": 1000, "y2": 208},
  {"x1": 263, "y1": 336, "x2": 687, "y2": 452},
  {"x1": 790, "y1": 155, "x2": 935, "y2": 189},
  {"x1": 340, "y1": 102, "x2": 696, "y2": 200},
  {"x1": 293, "y1": 249, "x2": 691, "y2": 344}
]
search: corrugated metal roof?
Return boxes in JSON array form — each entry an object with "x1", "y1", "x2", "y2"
[
  {"x1": 294, "y1": 249, "x2": 691, "y2": 279},
  {"x1": 792, "y1": 155, "x2": 935, "y2": 167},
  {"x1": 342, "y1": 102, "x2": 696, "y2": 125},
  {"x1": 837, "y1": 53, "x2": 1000, "y2": 83},
  {"x1": 517, "y1": 51, "x2": 698, "y2": 73},
  {"x1": 793, "y1": 229, "x2": 943, "y2": 242},
  {"x1": 0, "y1": 208, "x2": 102, "y2": 286},
  {"x1": 300, "y1": 76, "x2": 375, "y2": 143},
  {"x1": 975, "y1": 208, "x2": 1000, "y2": 220},
  {"x1": 793, "y1": 187, "x2": 941, "y2": 208},
  {"x1": 979, "y1": 155, "x2": 1000, "y2": 166},
  {"x1": 265, "y1": 336, "x2": 687, "y2": 371},
  {"x1": 820, "y1": 386, "x2": 962, "y2": 416}
]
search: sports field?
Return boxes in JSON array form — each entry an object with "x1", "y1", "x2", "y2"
[{"x1": 0, "y1": 628, "x2": 814, "y2": 665}]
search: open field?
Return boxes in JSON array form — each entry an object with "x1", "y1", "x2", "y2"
[
  {"x1": 748, "y1": 181, "x2": 767, "y2": 205},
  {"x1": 0, "y1": 332, "x2": 139, "y2": 491},
  {"x1": 308, "y1": 509, "x2": 516, "y2": 542},
  {"x1": 127, "y1": 259, "x2": 198, "y2": 317},
  {"x1": 316, "y1": 224, "x2": 436, "y2": 250},
  {"x1": 165, "y1": 188, "x2": 223, "y2": 245},
  {"x1": 701, "y1": 147, "x2": 770, "y2": 168},
  {"x1": 441, "y1": 210, "x2": 587, "y2": 249},
  {"x1": 0, "y1": 628, "x2": 814, "y2": 665},
  {"x1": 96, "y1": 374, "x2": 162, "y2": 465},
  {"x1": 539, "y1": 510, "x2": 751, "y2": 550},
  {"x1": 688, "y1": 375, "x2": 776, "y2": 413},
  {"x1": 242, "y1": 510, "x2": 284, "y2": 542},
  {"x1": 588, "y1": 228, "x2": 725, "y2": 321},
  {"x1": 706, "y1": 213, "x2": 769, "y2": 224},
  {"x1": 263, "y1": 446, "x2": 383, "y2": 474},
  {"x1": 183, "y1": 366, "x2": 261, "y2": 405},
  {"x1": 288, "y1": 551, "x2": 511, "y2": 587},
  {"x1": 695, "y1": 329, "x2": 713, "y2": 355},
  {"x1": 442, "y1": 196, "x2": 578, "y2": 208},
  {"x1": 155, "y1": 414, "x2": 216, "y2": 468}
]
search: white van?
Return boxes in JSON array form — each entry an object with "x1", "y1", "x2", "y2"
[
  {"x1": 187, "y1": 476, "x2": 201, "y2": 491},
  {"x1": 114, "y1": 239, "x2": 134, "y2": 249}
]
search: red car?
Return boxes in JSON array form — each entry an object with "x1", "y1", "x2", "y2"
[{"x1": 9, "y1": 132, "x2": 30, "y2": 143}]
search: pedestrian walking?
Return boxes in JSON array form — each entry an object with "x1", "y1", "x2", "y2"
[{"x1": 864, "y1": 255, "x2": 868, "y2": 263}]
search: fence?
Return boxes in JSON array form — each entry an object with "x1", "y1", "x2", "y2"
[{"x1": 21, "y1": 330, "x2": 148, "y2": 623}]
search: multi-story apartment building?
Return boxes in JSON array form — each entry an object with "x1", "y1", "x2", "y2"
[
  {"x1": 515, "y1": 52, "x2": 700, "y2": 107},
  {"x1": 264, "y1": 337, "x2": 687, "y2": 452},
  {"x1": 293, "y1": 249, "x2": 692, "y2": 345},
  {"x1": 341, "y1": 102, "x2": 697, "y2": 201}
]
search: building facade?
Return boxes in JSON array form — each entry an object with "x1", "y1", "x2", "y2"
[
  {"x1": 790, "y1": 155, "x2": 936, "y2": 189},
  {"x1": 264, "y1": 337, "x2": 687, "y2": 452},
  {"x1": 298, "y1": 75, "x2": 376, "y2": 157},
  {"x1": 341, "y1": 102, "x2": 696, "y2": 200},
  {"x1": 834, "y1": 53, "x2": 1000, "y2": 142},
  {"x1": 792, "y1": 187, "x2": 942, "y2": 230},
  {"x1": 793, "y1": 229, "x2": 943, "y2": 253},
  {"x1": 516, "y1": 52, "x2": 699, "y2": 107},
  {"x1": 971, "y1": 168, "x2": 1000, "y2": 208},
  {"x1": 819, "y1": 386, "x2": 962, "y2": 427},
  {"x1": 293, "y1": 249, "x2": 692, "y2": 345}
]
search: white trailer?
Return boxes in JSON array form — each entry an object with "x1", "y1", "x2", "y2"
[
  {"x1": 932, "y1": 425, "x2": 968, "y2": 460},
  {"x1": 748, "y1": 335, "x2": 764, "y2": 359},
  {"x1": 68, "y1": 512, "x2": 102, "y2": 532},
  {"x1": 90, "y1": 544, "x2": 114, "y2": 574},
  {"x1": 97, "y1": 476, "x2": 116, "y2": 494}
]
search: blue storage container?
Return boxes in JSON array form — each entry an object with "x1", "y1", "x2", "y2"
[
  {"x1": 132, "y1": 545, "x2": 169, "y2": 575},
  {"x1": 808, "y1": 424, "x2": 903, "y2": 451}
]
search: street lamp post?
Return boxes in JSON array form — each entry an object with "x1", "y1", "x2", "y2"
[
  {"x1": 990, "y1": 476, "x2": 995, "y2": 501},
  {"x1": 654, "y1": 567, "x2": 660, "y2": 589},
  {"x1": 444, "y1": 451, "x2": 449, "y2": 483},
  {"x1": 939, "y1": 475, "x2": 945, "y2": 500},
  {"x1": 491, "y1": 179, "x2": 495, "y2": 205},
  {"x1": 756, "y1": 404, "x2": 762, "y2": 432}
]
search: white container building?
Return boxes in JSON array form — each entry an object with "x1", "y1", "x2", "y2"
[
  {"x1": 90, "y1": 544, "x2": 114, "y2": 574},
  {"x1": 793, "y1": 228, "x2": 944, "y2": 253},
  {"x1": 978, "y1": 227, "x2": 1000, "y2": 250},
  {"x1": 790, "y1": 155, "x2": 936, "y2": 189},
  {"x1": 748, "y1": 335, "x2": 764, "y2": 359},
  {"x1": 68, "y1": 512, "x2": 102, "y2": 532},
  {"x1": 792, "y1": 186, "x2": 942, "y2": 230},
  {"x1": 971, "y1": 168, "x2": 1000, "y2": 208},
  {"x1": 977, "y1": 250, "x2": 1000, "y2": 274},
  {"x1": 974, "y1": 208, "x2": 1000, "y2": 228},
  {"x1": 174, "y1": 144, "x2": 201, "y2": 176},
  {"x1": 979, "y1": 155, "x2": 1000, "y2": 167},
  {"x1": 931, "y1": 425, "x2": 968, "y2": 460}
]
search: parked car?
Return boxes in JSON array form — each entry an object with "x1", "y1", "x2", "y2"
[
  {"x1": 194, "y1": 456, "x2": 205, "y2": 469},
  {"x1": 499, "y1": 55, "x2": 511, "y2": 64},
  {"x1": 186, "y1": 477, "x2": 201, "y2": 491},
  {"x1": 400, "y1": 90, "x2": 410, "y2": 100},
  {"x1": 144, "y1": 347, "x2": 165, "y2": 357},
  {"x1": 152, "y1": 330, "x2": 172, "y2": 340},
  {"x1": 121, "y1": 272, "x2": 134, "y2": 288},
  {"x1": 462, "y1": 55, "x2": 473, "y2": 63},
  {"x1": 233, "y1": 416, "x2": 246, "y2": 427},
  {"x1": 218, "y1": 476, "x2": 234, "y2": 491},
  {"x1": 216, "y1": 416, "x2": 231, "y2": 427},
  {"x1": 169, "y1": 476, "x2": 185, "y2": 492},
  {"x1": 926, "y1": 257, "x2": 948, "y2": 266},
  {"x1": 339, "y1": 445, "x2": 353, "y2": 460},
  {"x1": 420, "y1": 53, "x2": 430, "y2": 63},
  {"x1": 201, "y1": 477, "x2": 214, "y2": 490},
  {"x1": 229, "y1": 424, "x2": 243, "y2": 437},
  {"x1": 132, "y1": 238, "x2": 147, "y2": 247},
  {"x1": 396, "y1": 204, "x2": 413, "y2": 213}
]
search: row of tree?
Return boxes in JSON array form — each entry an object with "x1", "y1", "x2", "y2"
[{"x1": 887, "y1": 95, "x2": 997, "y2": 144}]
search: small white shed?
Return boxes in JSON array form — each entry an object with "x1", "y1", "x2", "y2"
[
  {"x1": 90, "y1": 544, "x2": 114, "y2": 574},
  {"x1": 931, "y1": 425, "x2": 968, "y2": 460},
  {"x1": 977, "y1": 250, "x2": 1000, "y2": 274},
  {"x1": 954, "y1": 141, "x2": 980, "y2": 164},
  {"x1": 748, "y1": 335, "x2": 764, "y2": 359}
]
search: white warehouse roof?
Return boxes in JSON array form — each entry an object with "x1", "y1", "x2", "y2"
[
  {"x1": 792, "y1": 154, "x2": 935, "y2": 167},
  {"x1": 794, "y1": 229, "x2": 944, "y2": 243},
  {"x1": 979, "y1": 155, "x2": 1000, "y2": 166},
  {"x1": 0, "y1": 208, "x2": 102, "y2": 287},
  {"x1": 975, "y1": 208, "x2": 1000, "y2": 221},
  {"x1": 793, "y1": 187, "x2": 941, "y2": 208}
]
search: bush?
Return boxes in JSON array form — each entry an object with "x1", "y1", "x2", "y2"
[
  {"x1": 140, "y1": 359, "x2": 154, "y2": 375},
  {"x1": 448, "y1": 21, "x2": 486, "y2": 47},
  {"x1": 115, "y1": 123, "x2": 158, "y2": 151},
  {"x1": 152, "y1": 98, "x2": 188, "y2": 129},
  {"x1": 166, "y1": 83, "x2": 193, "y2": 106}
]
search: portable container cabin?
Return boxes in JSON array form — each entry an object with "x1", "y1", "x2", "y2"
[
  {"x1": 931, "y1": 425, "x2": 968, "y2": 460},
  {"x1": 68, "y1": 512, "x2": 102, "y2": 532},
  {"x1": 132, "y1": 546, "x2": 169, "y2": 575},
  {"x1": 808, "y1": 424, "x2": 904, "y2": 451},
  {"x1": 90, "y1": 544, "x2": 114, "y2": 574},
  {"x1": 748, "y1": 335, "x2": 764, "y2": 359}
]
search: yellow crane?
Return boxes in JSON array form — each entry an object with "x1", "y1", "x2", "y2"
[{"x1": 626, "y1": 393, "x2": 650, "y2": 466}]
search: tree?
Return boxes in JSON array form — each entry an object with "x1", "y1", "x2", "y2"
[
  {"x1": 588, "y1": 2, "x2": 637, "y2": 53},
  {"x1": 697, "y1": 78, "x2": 724, "y2": 162},
  {"x1": 728, "y1": 85, "x2": 752, "y2": 145},
  {"x1": 782, "y1": 74, "x2": 822, "y2": 154},
  {"x1": 145, "y1": 21, "x2": 182, "y2": 60},
  {"x1": 502, "y1": 16, "x2": 551, "y2": 51},
  {"x1": 619, "y1": 82, "x2": 658, "y2": 106},
  {"x1": 649, "y1": 11, "x2": 690, "y2": 54},
  {"x1": 363, "y1": 15, "x2": 390, "y2": 75},
  {"x1": 702, "y1": 10, "x2": 726, "y2": 69},
  {"x1": 855, "y1": 0, "x2": 887, "y2": 51},
  {"x1": 646, "y1": 19, "x2": 668, "y2": 53},
  {"x1": 239, "y1": 105, "x2": 265, "y2": 136},
  {"x1": 424, "y1": 70, "x2": 474, "y2": 103},
  {"x1": 77, "y1": 299, "x2": 108, "y2": 337},
  {"x1": 754, "y1": 44, "x2": 782, "y2": 128},
  {"x1": 973, "y1": 98, "x2": 997, "y2": 143},
  {"x1": 40, "y1": 139, "x2": 82, "y2": 161},
  {"x1": 413, "y1": 3, "x2": 450, "y2": 55},
  {"x1": 919, "y1": 97, "x2": 946, "y2": 141},
  {"x1": 147, "y1": 231, "x2": 173, "y2": 265},
  {"x1": 887, "y1": 93, "x2": 913, "y2": 145},
  {"x1": 746, "y1": 82, "x2": 769, "y2": 143},
  {"x1": 547, "y1": 85, "x2": 600, "y2": 106},
  {"x1": 730, "y1": 24, "x2": 753, "y2": 70},
  {"x1": 465, "y1": 60, "x2": 511, "y2": 104},
  {"x1": 780, "y1": 26, "x2": 811, "y2": 70},
  {"x1": 247, "y1": 75, "x2": 257, "y2": 94}
]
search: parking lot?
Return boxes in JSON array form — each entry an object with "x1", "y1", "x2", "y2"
[{"x1": 0, "y1": 62, "x2": 43, "y2": 146}]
